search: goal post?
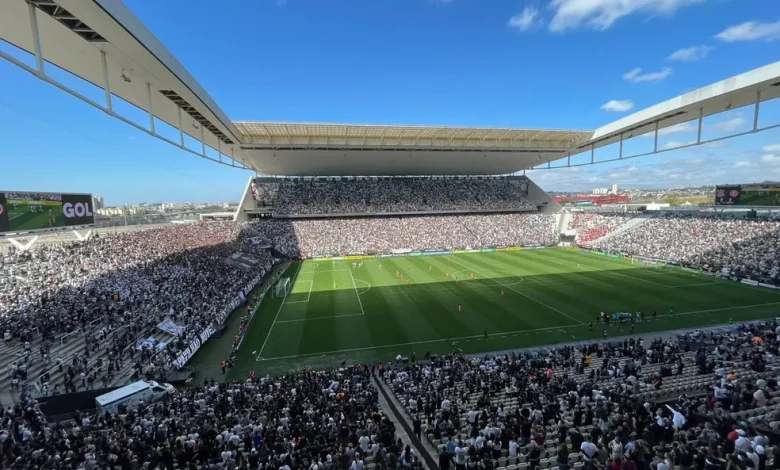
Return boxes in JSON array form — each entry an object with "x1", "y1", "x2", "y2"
[{"x1": 275, "y1": 278, "x2": 291, "y2": 298}]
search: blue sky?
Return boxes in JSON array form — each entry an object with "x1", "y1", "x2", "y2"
[{"x1": 0, "y1": 0, "x2": 779, "y2": 204}]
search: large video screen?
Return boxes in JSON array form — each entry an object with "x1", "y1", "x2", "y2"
[
  {"x1": 714, "y1": 184, "x2": 780, "y2": 206},
  {"x1": 0, "y1": 191, "x2": 95, "y2": 234}
]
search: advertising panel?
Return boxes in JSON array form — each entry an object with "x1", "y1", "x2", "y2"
[{"x1": 0, "y1": 191, "x2": 94, "y2": 233}]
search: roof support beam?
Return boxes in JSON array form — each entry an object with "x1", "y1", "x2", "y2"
[
  {"x1": 100, "y1": 50, "x2": 112, "y2": 112},
  {"x1": 28, "y1": 2, "x2": 45, "y2": 75},
  {"x1": 177, "y1": 106, "x2": 185, "y2": 147},
  {"x1": 696, "y1": 107, "x2": 703, "y2": 143},
  {"x1": 653, "y1": 121, "x2": 659, "y2": 153},
  {"x1": 146, "y1": 82, "x2": 155, "y2": 134},
  {"x1": 200, "y1": 122, "x2": 206, "y2": 157},
  {"x1": 618, "y1": 133, "x2": 623, "y2": 159},
  {"x1": 494, "y1": 129, "x2": 513, "y2": 147},
  {"x1": 412, "y1": 129, "x2": 425, "y2": 146},
  {"x1": 753, "y1": 90, "x2": 761, "y2": 131}
]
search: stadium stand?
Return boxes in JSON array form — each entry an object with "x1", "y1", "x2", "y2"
[
  {"x1": 382, "y1": 321, "x2": 780, "y2": 470},
  {"x1": 1, "y1": 223, "x2": 273, "y2": 396},
  {"x1": 242, "y1": 213, "x2": 557, "y2": 258},
  {"x1": 584, "y1": 215, "x2": 780, "y2": 280},
  {"x1": 251, "y1": 177, "x2": 536, "y2": 215},
  {"x1": 2, "y1": 365, "x2": 419, "y2": 470}
]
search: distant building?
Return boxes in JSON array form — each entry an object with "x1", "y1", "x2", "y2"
[
  {"x1": 611, "y1": 184, "x2": 618, "y2": 195},
  {"x1": 93, "y1": 196, "x2": 104, "y2": 210}
]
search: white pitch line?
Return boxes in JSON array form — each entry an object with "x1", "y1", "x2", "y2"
[
  {"x1": 566, "y1": 258, "x2": 668, "y2": 287},
  {"x1": 349, "y1": 268, "x2": 366, "y2": 316},
  {"x1": 447, "y1": 257, "x2": 583, "y2": 324},
  {"x1": 259, "y1": 323, "x2": 581, "y2": 361},
  {"x1": 259, "y1": 301, "x2": 780, "y2": 362},
  {"x1": 255, "y1": 263, "x2": 302, "y2": 360},
  {"x1": 285, "y1": 280, "x2": 313, "y2": 304},
  {"x1": 668, "y1": 282, "x2": 720, "y2": 288},
  {"x1": 275, "y1": 313, "x2": 365, "y2": 324}
]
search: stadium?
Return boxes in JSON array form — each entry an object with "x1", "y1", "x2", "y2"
[{"x1": 2, "y1": 1, "x2": 780, "y2": 469}]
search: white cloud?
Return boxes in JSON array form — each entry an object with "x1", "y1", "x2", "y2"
[
  {"x1": 734, "y1": 161, "x2": 756, "y2": 168},
  {"x1": 667, "y1": 45, "x2": 713, "y2": 62},
  {"x1": 711, "y1": 116, "x2": 746, "y2": 132},
  {"x1": 623, "y1": 67, "x2": 673, "y2": 83},
  {"x1": 600, "y1": 99, "x2": 634, "y2": 112},
  {"x1": 548, "y1": 0, "x2": 705, "y2": 33},
  {"x1": 763, "y1": 144, "x2": 780, "y2": 153},
  {"x1": 652, "y1": 122, "x2": 695, "y2": 136},
  {"x1": 663, "y1": 140, "x2": 694, "y2": 149},
  {"x1": 508, "y1": 6, "x2": 542, "y2": 31},
  {"x1": 716, "y1": 21, "x2": 780, "y2": 42},
  {"x1": 761, "y1": 154, "x2": 780, "y2": 165}
]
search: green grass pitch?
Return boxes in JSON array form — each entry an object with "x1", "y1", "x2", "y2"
[
  {"x1": 228, "y1": 248, "x2": 780, "y2": 377},
  {"x1": 7, "y1": 203, "x2": 64, "y2": 231}
]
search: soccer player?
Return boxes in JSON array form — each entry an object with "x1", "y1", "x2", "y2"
[
  {"x1": 470, "y1": 273, "x2": 475, "y2": 280},
  {"x1": 501, "y1": 290, "x2": 505, "y2": 296},
  {"x1": 446, "y1": 272, "x2": 450, "y2": 278},
  {"x1": 483, "y1": 329, "x2": 488, "y2": 340},
  {"x1": 429, "y1": 265, "x2": 432, "y2": 271},
  {"x1": 458, "y1": 304, "x2": 462, "y2": 312},
  {"x1": 589, "y1": 321, "x2": 593, "y2": 332},
  {"x1": 652, "y1": 309, "x2": 657, "y2": 319},
  {"x1": 669, "y1": 306, "x2": 675, "y2": 316}
]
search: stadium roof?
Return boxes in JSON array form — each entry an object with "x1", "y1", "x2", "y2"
[{"x1": 2, "y1": 0, "x2": 779, "y2": 175}]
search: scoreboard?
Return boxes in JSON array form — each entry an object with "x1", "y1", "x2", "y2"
[
  {"x1": 714, "y1": 184, "x2": 780, "y2": 206},
  {"x1": 0, "y1": 191, "x2": 95, "y2": 234}
]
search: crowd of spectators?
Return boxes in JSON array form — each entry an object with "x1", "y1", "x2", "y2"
[
  {"x1": 243, "y1": 214, "x2": 558, "y2": 258},
  {"x1": 258, "y1": 177, "x2": 534, "y2": 215},
  {"x1": 1, "y1": 365, "x2": 418, "y2": 470},
  {"x1": 384, "y1": 320, "x2": 780, "y2": 470},
  {"x1": 568, "y1": 214, "x2": 634, "y2": 246},
  {"x1": 587, "y1": 215, "x2": 780, "y2": 279},
  {"x1": 1, "y1": 223, "x2": 274, "y2": 392}
]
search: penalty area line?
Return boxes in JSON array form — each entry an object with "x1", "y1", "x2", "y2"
[{"x1": 255, "y1": 263, "x2": 302, "y2": 361}]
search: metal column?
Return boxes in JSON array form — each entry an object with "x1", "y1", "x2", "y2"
[
  {"x1": 653, "y1": 121, "x2": 659, "y2": 153},
  {"x1": 27, "y1": 2, "x2": 45, "y2": 75},
  {"x1": 146, "y1": 82, "x2": 155, "y2": 134},
  {"x1": 100, "y1": 51, "x2": 112, "y2": 111},
  {"x1": 753, "y1": 91, "x2": 761, "y2": 131},
  {"x1": 697, "y1": 108, "x2": 703, "y2": 143}
]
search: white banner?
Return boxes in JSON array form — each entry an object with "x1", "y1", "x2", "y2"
[
  {"x1": 136, "y1": 337, "x2": 157, "y2": 351},
  {"x1": 157, "y1": 318, "x2": 185, "y2": 337}
]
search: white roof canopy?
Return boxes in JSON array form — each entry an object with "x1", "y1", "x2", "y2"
[{"x1": 1, "y1": 0, "x2": 779, "y2": 175}]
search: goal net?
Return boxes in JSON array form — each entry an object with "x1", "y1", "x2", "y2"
[{"x1": 275, "y1": 278, "x2": 291, "y2": 298}]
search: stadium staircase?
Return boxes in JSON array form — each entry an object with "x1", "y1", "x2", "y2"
[
  {"x1": 0, "y1": 324, "x2": 175, "y2": 405},
  {"x1": 586, "y1": 215, "x2": 648, "y2": 245},
  {"x1": 556, "y1": 211, "x2": 571, "y2": 234}
]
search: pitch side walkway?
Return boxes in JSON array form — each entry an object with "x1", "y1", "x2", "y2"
[{"x1": 371, "y1": 370, "x2": 435, "y2": 470}]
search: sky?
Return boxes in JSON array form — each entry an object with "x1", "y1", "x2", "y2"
[{"x1": 1, "y1": 0, "x2": 780, "y2": 204}]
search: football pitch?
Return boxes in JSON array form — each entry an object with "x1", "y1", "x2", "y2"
[
  {"x1": 229, "y1": 248, "x2": 780, "y2": 377},
  {"x1": 7, "y1": 204, "x2": 63, "y2": 231}
]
